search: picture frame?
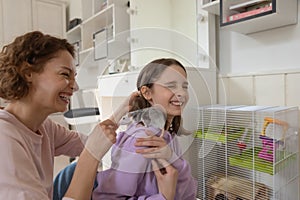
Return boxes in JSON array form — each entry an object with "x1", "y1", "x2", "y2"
[
  {"x1": 72, "y1": 41, "x2": 80, "y2": 66},
  {"x1": 93, "y1": 28, "x2": 108, "y2": 60}
]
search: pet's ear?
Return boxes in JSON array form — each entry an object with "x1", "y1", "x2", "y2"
[{"x1": 140, "y1": 86, "x2": 152, "y2": 101}]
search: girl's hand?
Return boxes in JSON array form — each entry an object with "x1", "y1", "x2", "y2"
[
  {"x1": 135, "y1": 130, "x2": 172, "y2": 160},
  {"x1": 152, "y1": 159, "x2": 178, "y2": 200}
]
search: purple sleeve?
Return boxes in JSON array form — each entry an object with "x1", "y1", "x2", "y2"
[
  {"x1": 166, "y1": 136, "x2": 197, "y2": 200},
  {"x1": 171, "y1": 158, "x2": 198, "y2": 200},
  {"x1": 110, "y1": 125, "x2": 161, "y2": 173},
  {"x1": 129, "y1": 194, "x2": 166, "y2": 200},
  {"x1": 92, "y1": 191, "x2": 166, "y2": 200},
  {"x1": 94, "y1": 125, "x2": 197, "y2": 200},
  {"x1": 93, "y1": 125, "x2": 162, "y2": 198}
]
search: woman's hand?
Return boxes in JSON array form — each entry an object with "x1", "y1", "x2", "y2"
[
  {"x1": 152, "y1": 159, "x2": 178, "y2": 200},
  {"x1": 135, "y1": 130, "x2": 173, "y2": 160},
  {"x1": 109, "y1": 91, "x2": 140, "y2": 124},
  {"x1": 85, "y1": 119, "x2": 118, "y2": 161},
  {"x1": 65, "y1": 119, "x2": 118, "y2": 200}
]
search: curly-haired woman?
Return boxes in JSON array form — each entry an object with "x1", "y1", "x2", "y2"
[{"x1": 0, "y1": 31, "x2": 178, "y2": 200}]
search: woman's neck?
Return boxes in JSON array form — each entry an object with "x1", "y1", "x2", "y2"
[{"x1": 4, "y1": 102, "x2": 48, "y2": 133}]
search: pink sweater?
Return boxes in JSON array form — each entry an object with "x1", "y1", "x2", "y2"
[{"x1": 0, "y1": 110, "x2": 86, "y2": 199}]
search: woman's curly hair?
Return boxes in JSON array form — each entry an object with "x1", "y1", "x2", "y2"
[{"x1": 0, "y1": 31, "x2": 75, "y2": 101}]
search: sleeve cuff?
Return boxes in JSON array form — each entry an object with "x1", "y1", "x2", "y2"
[
  {"x1": 146, "y1": 193, "x2": 166, "y2": 200},
  {"x1": 62, "y1": 197, "x2": 75, "y2": 200}
]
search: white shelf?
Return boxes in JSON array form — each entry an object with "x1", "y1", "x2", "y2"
[
  {"x1": 202, "y1": 0, "x2": 220, "y2": 15},
  {"x1": 78, "y1": 47, "x2": 108, "y2": 69},
  {"x1": 81, "y1": 5, "x2": 114, "y2": 50},
  {"x1": 98, "y1": 71, "x2": 139, "y2": 97},
  {"x1": 79, "y1": 47, "x2": 93, "y2": 55},
  {"x1": 82, "y1": 4, "x2": 114, "y2": 27},
  {"x1": 220, "y1": 0, "x2": 298, "y2": 34},
  {"x1": 229, "y1": 0, "x2": 270, "y2": 10},
  {"x1": 78, "y1": 48, "x2": 97, "y2": 68},
  {"x1": 66, "y1": 25, "x2": 81, "y2": 43}
]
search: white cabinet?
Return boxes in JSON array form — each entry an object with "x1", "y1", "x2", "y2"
[
  {"x1": 0, "y1": 0, "x2": 32, "y2": 47},
  {"x1": 197, "y1": 0, "x2": 217, "y2": 69},
  {"x1": 32, "y1": 0, "x2": 67, "y2": 38},
  {"x1": 201, "y1": 0, "x2": 220, "y2": 15},
  {"x1": 98, "y1": 71, "x2": 138, "y2": 97},
  {"x1": 201, "y1": 0, "x2": 298, "y2": 34},
  {"x1": 129, "y1": 0, "x2": 199, "y2": 68},
  {"x1": 220, "y1": 0, "x2": 298, "y2": 34},
  {"x1": 0, "y1": 0, "x2": 68, "y2": 48},
  {"x1": 97, "y1": 71, "x2": 139, "y2": 121},
  {"x1": 68, "y1": 0, "x2": 217, "y2": 112},
  {"x1": 129, "y1": 0, "x2": 172, "y2": 68},
  {"x1": 66, "y1": 0, "x2": 130, "y2": 72},
  {"x1": 66, "y1": 0, "x2": 130, "y2": 116}
]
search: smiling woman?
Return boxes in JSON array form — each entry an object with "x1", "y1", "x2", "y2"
[
  {"x1": 0, "y1": 31, "x2": 87, "y2": 199},
  {"x1": 0, "y1": 31, "x2": 180, "y2": 200}
]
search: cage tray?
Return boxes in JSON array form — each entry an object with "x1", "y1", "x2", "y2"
[
  {"x1": 194, "y1": 130, "x2": 203, "y2": 138},
  {"x1": 195, "y1": 127, "x2": 245, "y2": 143},
  {"x1": 229, "y1": 147, "x2": 296, "y2": 175}
]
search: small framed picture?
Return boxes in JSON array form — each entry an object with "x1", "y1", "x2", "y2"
[
  {"x1": 72, "y1": 41, "x2": 80, "y2": 66},
  {"x1": 93, "y1": 28, "x2": 108, "y2": 60}
]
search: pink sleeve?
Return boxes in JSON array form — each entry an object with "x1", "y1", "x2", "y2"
[{"x1": 46, "y1": 118, "x2": 86, "y2": 157}]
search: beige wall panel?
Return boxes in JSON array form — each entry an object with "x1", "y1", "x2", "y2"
[
  {"x1": 286, "y1": 73, "x2": 300, "y2": 109},
  {"x1": 254, "y1": 74, "x2": 285, "y2": 106},
  {"x1": 218, "y1": 76, "x2": 229, "y2": 105},
  {"x1": 228, "y1": 76, "x2": 254, "y2": 105}
]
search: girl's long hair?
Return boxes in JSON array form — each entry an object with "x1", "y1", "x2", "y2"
[{"x1": 130, "y1": 58, "x2": 187, "y2": 135}]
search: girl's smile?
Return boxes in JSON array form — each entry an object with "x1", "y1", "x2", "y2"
[{"x1": 147, "y1": 64, "x2": 189, "y2": 120}]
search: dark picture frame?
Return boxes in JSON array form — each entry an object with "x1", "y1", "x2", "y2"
[
  {"x1": 72, "y1": 41, "x2": 80, "y2": 66},
  {"x1": 93, "y1": 28, "x2": 108, "y2": 60}
]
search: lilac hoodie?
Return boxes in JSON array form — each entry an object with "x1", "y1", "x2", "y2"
[{"x1": 93, "y1": 122, "x2": 197, "y2": 200}]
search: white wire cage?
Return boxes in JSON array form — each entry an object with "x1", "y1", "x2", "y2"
[{"x1": 191, "y1": 105, "x2": 299, "y2": 200}]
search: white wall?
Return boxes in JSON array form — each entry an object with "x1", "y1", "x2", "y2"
[
  {"x1": 218, "y1": 72, "x2": 300, "y2": 107},
  {"x1": 217, "y1": 6, "x2": 300, "y2": 195},
  {"x1": 129, "y1": 0, "x2": 198, "y2": 68},
  {"x1": 171, "y1": 0, "x2": 197, "y2": 41},
  {"x1": 219, "y1": 3, "x2": 300, "y2": 75},
  {"x1": 217, "y1": 1, "x2": 300, "y2": 110}
]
